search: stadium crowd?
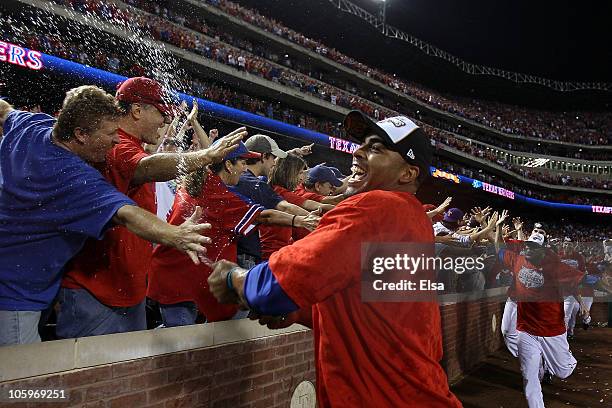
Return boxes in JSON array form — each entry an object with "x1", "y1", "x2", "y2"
[
  {"x1": 197, "y1": 0, "x2": 612, "y2": 146},
  {"x1": 432, "y1": 131, "x2": 611, "y2": 190},
  {"x1": 4, "y1": 15, "x2": 609, "y2": 195},
  {"x1": 49, "y1": 0, "x2": 393, "y2": 119},
  {"x1": 423, "y1": 117, "x2": 611, "y2": 161},
  {"x1": 48, "y1": 0, "x2": 612, "y2": 148},
  {"x1": 432, "y1": 156, "x2": 611, "y2": 206}
]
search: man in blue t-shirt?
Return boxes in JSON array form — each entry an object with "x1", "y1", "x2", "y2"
[{"x1": 0, "y1": 86, "x2": 216, "y2": 346}]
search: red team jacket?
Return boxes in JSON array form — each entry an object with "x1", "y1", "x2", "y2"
[
  {"x1": 500, "y1": 249, "x2": 584, "y2": 337},
  {"x1": 62, "y1": 129, "x2": 154, "y2": 307},
  {"x1": 148, "y1": 172, "x2": 263, "y2": 321},
  {"x1": 269, "y1": 190, "x2": 461, "y2": 408}
]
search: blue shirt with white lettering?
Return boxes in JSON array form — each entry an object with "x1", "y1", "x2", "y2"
[{"x1": 0, "y1": 111, "x2": 135, "y2": 310}]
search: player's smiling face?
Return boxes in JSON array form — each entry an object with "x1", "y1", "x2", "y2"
[{"x1": 346, "y1": 135, "x2": 418, "y2": 196}]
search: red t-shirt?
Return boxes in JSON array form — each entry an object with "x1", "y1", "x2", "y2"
[
  {"x1": 294, "y1": 183, "x2": 326, "y2": 202},
  {"x1": 500, "y1": 249, "x2": 584, "y2": 337},
  {"x1": 259, "y1": 185, "x2": 307, "y2": 260},
  {"x1": 269, "y1": 190, "x2": 461, "y2": 408},
  {"x1": 62, "y1": 129, "x2": 154, "y2": 307},
  {"x1": 148, "y1": 172, "x2": 263, "y2": 322}
]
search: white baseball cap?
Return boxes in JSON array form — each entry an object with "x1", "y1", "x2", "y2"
[{"x1": 526, "y1": 232, "x2": 545, "y2": 248}]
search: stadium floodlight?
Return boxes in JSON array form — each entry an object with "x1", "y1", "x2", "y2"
[{"x1": 372, "y1": 0, "x2": 388, "y2": 33}]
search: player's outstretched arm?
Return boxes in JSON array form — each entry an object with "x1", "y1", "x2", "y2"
[
  {"x1": 113, "y1": 204, "x2": 211, "y2": 264},
  {"x1": 257, "y1": 209, "x2": 321, "y2": 231},
  {"x1": 132, "y1": 127, "x2": 247, "y2": 185}
]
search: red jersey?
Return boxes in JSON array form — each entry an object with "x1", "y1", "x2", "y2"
[
  {"x1": 148, "y1": 172, "x2": 263, "y2": 322},
  {"x1": 500, "y1": 249, "x2": 584, "y2": 337},
  {"x1": 62, "y1": 129, "x2": 154, "y2": 306},
  {"x1": 269, "y1": 190, "x2": 461, "y2": 408},
  {"x1": 294, "y1": 183, "x2": 326, "y2": 202},
  {"x1": 503, "y1": 239, "x2": 526, "y2": 299},
  {"x1": 259, "y1": 185, "x2": 307, "y2": 260}
]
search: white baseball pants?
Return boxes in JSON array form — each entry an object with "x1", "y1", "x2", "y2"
[
  {"x1": 501, "y1": 297, "x2": 518, "y2": 357},
  {"x1": 518, "y1": 330, "x2": 577, "y2": 408}
]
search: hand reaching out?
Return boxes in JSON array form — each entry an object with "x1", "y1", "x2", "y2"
[
  {"x1": 512, "y1": 217, "x2": 523, "y2": 231},
  {"x1": 496, "y1": 210, "x2": 509, "y2": 227},
  {"x1": 172, "y1": 206, "x2": 212, "y2": 264},
  {"x1": 204, "y1": 127, "x2": 247, "y2": 162}
]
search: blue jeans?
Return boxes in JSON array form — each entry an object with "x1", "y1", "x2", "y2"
[
  {"x1": 159, "y1": 302, "x2": 248, "y2": 326},
  {"x1": 0, "y1": 310, "x2": 41, "y2": 346},
  {"x1": 159, "y1": 302, "x2": 198, "y2": 327},
  {"x1": 56, "y1": 288, "x2": 146, "y2": 339}
]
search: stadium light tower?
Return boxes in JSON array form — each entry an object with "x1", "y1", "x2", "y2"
[{"x1": 377, "y1": 0, "x2": 388, "y2": 35}]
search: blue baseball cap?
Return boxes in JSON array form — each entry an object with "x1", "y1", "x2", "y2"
[
  {"x1": 307, "y1": 165, "x2": 343, "y2": 187},
  {"x1": 443, "y1": 208, "x2": 464, "y2": 223},
  {"x1": 211, "y1": 139, "x2": 261, "y2": 161},
  {"x1": 328, "y1": 166, "x2": 346, "y2": 178}
]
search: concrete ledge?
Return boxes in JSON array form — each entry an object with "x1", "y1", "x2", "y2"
[
  {"x1": 439, "y1": 286, "x2": 509, "y2": 306},
  {"x1": 0, "y1": 319, "x2": 308, "y2": 382}
]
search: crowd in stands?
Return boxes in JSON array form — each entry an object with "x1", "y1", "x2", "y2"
[
  {"x1": 50, "y1": 0, "x2": 393, "y2": 120},
  {"x1": 2, "y1": 11, "x2": 610, "y2": 195},
  {"x1": 431, "y1": 130, "x2": 611, "y2": 190},
  {"x1": 2, "y1": 17, "x2": 344, "y2": 137},
  {"x1": 424, "y1": 117, "x2": 611, "y2": 161},
  {"x1": 432, "y1": 156, "x2": 611, "y2": 206},
  {"x1": 200, "y1": 0, "x2": 612, "y2": 146},
  {"x1": 49, "y1": 0, "x2": 612, "y2": 150},
  {"x1": 35, "y1": 0, "x2": 612, "y2": 160},
  {"x1": 0, "y1": 5, "x2": 610, "y2": 194}
]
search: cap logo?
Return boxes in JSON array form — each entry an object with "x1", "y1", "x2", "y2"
[
  {"x1": 406, "y1": 149, "x2": 415, "y2": 160},
  {"x1": 377, "y1": 116, "x2": 419, "y2": 144},
  {"x1": 386, "y1": 117, "x2": 408, "y2": 128}
]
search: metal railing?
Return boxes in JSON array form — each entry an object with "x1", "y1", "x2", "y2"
[{"x1": 330, "y1": 0, "x2": 612, "y2": 92}]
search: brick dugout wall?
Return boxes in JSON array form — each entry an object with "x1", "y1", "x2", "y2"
[
  {"x1": 0, "y1": 330, "x2": 315, "y2": 408},
  {"x1": 441, "y1": 299, "x2": 506, "y2": 383},
  {"x1": 6, "y1": 294, "x2": 606, "y2": 407}
]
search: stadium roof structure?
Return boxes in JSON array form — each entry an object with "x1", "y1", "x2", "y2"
[{"x1": 234, "y1": 0, "x2": 612, "y2": 108}]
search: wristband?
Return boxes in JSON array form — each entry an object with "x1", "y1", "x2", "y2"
[
  {"x1": 226, "y1": 268, "x2": 235, "y2": 290},
  {"x1": 291, "y1": 214, "x2": 297, "y2": 228}
]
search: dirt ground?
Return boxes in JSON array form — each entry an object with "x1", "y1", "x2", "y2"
[{"x1": 452, "y1": 327, "x2": 612, "y2": 408}]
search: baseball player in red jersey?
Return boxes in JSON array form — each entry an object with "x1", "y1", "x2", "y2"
[
  {"x1": 495, "y1": 225, "x2": 584, "y2": 408},
  {"x1": 207, "y1": 111, "x2": 462, "y2": 407},
  {"x1": 500, "y1": 221, "x2": 543, "y2": 358}
]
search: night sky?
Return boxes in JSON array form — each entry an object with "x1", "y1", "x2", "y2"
[{"x1": 233, "y1": 0, "x2": 612, "y2": 107}]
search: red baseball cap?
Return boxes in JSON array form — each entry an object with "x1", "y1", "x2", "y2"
[{"x1": 115, "y1": 77, "x2": 174, "y2": 116}]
